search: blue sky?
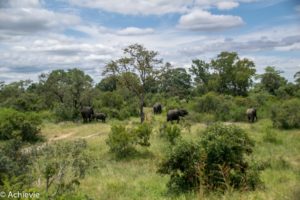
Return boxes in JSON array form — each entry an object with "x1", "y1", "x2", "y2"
[{"x1": 0, "y1": 0, "x2": 299, "y2": 82}]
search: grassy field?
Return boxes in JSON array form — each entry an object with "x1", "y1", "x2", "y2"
[{"x1": 38, "y1": 108, "x2": 300, "y2": 200}]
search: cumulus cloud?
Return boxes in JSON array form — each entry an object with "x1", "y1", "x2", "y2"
[
  {"x1": 177, "y1": 9, "x2": 244, "y2": 31},
  {"x1": 117, "y1": 27, "x2": 154, "y2": 36}
]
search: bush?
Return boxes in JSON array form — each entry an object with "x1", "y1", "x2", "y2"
[
  {"x1": 134, "y1": 123, "x2": 152, "y2": 147},
  {"x1": 158, "y1": 123, "x2": 262, "y2": 193},
  {"x1": 271, "y1": 99, "x2": 300, "y2": 129},
  {"x1": 158, "y1": 140, "x2": 203, "y2": 192},
  {"x1": 106, "y1": 123, "x2": 153, "y2": 158},
  {"x1": 53, "y1": 103, "x2": 79, "y2": 121},
  {"x1": 159, "y1": 123, "x2": 181, "y2": 145},
  {"x1": 0, "y1": 108, "x2": 42, "y2": 142},
  {"x1": 106, "y1": 125, "x2": 137, "y2": 157},
  {"x1": 200, "y1": 123, "x2": 258, "y2": 190}
]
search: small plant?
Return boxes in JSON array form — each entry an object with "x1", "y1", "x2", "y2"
[{"x1": 159, "y1": 123, "x2": 181, "y2": 145}]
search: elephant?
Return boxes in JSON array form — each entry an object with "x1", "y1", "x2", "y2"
[
  {"x1": 81, "y1": 106, "x2": 94, "y2": 123},
  {"x1": 153, "y1": 103, "x2": 162, "y2": 114},
  {"x1": 94, "y1": 113, "x2": 107, "y2": 122},
  {"x1": 246, "y1": 108, "x2": 257, "y2": 123},
  {"x1": 167, "y1": 109, "x2": 188, "y2": 123}
]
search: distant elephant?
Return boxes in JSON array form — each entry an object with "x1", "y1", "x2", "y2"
[
  {"x1": 167, "y1": 109, "x2": 188, "y2": 123},
  {"x1": 153, "y1": 103, "x2": 162, "y2": 114},
  {"x1": 246, "y1": 108, "x2": 257, "y2": 123},
  {"x1": 81, "y1": 106, "x2": 94, "y2": 123},
  {"x1": 94, "y1": 113, "x2": 107, "y2": 122}
]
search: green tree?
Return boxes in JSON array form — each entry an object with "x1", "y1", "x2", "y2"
[
  {"x1": 160, "y1": 66, "x2": 192, "y2": 99},
  {"x1": 257, "y1": 66, "x2": 287, "y2": 95},
  {"x1": 211, "y1": 52, "x2": 256, "y2": 96},
  {"x1": 103, "y1": 44, "x2": 162, "y2": 123},
  {"x1": 39, "y1": 68, "x2": 93, "y2": 120},
  {"x1": 189, "y1": 59, "x2": 210, "y2": 94}
]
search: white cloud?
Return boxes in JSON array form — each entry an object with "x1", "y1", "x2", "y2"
[
  {"x1": 295, "y1": 5, "x2": 300, "y2": 12},
  {"x1": 117, "y1": 27, "x2": 154, "y2": 36},
  {"x1": 177, "y1": 9, "x2": 244, "y2": 31},
  {"x1": 0, "y1": 8, "x2": 81, "y2": 38},
  {"x1": 216, "y1": 1, "x2": 239, "y2": 10},
  {"x1": 0, "y1": 0, "x2": 41, "y2": 8}
]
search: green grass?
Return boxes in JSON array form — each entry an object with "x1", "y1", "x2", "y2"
[{"x1": 38, "y1": 110, "x2": 300, "y2": 200}]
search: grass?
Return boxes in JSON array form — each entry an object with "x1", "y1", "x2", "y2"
[{"x1": 38, "y1": 109, "x2": 300, "y2": 200}]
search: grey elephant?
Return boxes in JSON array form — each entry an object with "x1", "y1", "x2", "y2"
[
  {"x1": 153, "y1": 103, "x2": 162, "y2": 114},
  {"x1": 167, "y1": 109, "x2": 188, "y2": 123},
  {"x1": 81, "y1": 106, "x2": 94, "y2": 123},
  {"x1": 246, "y1": 108, "x2": 257, "y2": 123},
  {"x1": 94, "y1": 113, "x2": 107, "y2": 122}
]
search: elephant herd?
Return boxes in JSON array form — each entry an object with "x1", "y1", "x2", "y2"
[
  {"x1": 81, "y1": 104, "x2": 257, "y2": 123},
  {"x1": 80, "y1": 106, "x2": 106, "y2": 123}
]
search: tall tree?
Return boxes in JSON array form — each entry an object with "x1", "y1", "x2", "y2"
[
  {"x1": 103, "y1": 44, "x2": 162, "y2": 123},
  {"x1": 257, "y1": 66, "x2": 287, "y2": 95},
  {"x1": 210, "y1": 52, "x2": 256, "y2": 96},
  {"x1": 160, "y1": 65, "x2": 192, "y2": 99}
]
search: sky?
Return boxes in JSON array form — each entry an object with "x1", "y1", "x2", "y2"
[{"x1": 0, "y1": 0, "x2": 300, "y2": 83}]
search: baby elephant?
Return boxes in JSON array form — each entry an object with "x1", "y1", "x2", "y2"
[
  {"x1": 246, "y1": 108, "x2": 257, "y2": 123},
  {"x1": 94, "y1": 113, "x2": 107, "y2": 122}
]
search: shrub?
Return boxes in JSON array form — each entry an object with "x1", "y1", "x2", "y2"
[
  {"x1": 0, "y1": 108, "x2": 42, "y2": 142},
  {"x1": 53, "y1": 103, "x2": 79, "y2": 121},
  {"x1": 106, "y1": 125, "x2": 137, "y2": 157},
  {"x1": 32, "y1": 139, "x2": 90, "y2": 199},
  {"x1": 158, "y1": 140, "x2": 203, "y2": 192},
  {"x1": 133, "y1": 123, "x2": 152, "y2": 147},
  {"x1": 158, "y1": 123, "x2": 262, "y2": 193},
  {"x1": 271, "y1": 99, "x2": 300, "y2": 129},
  {"x1": 159, "y1": 123, "x2": 181, "y2": 145},
  {"x1": 200, "y1": 123, "x2": 258, "y2": 190}
]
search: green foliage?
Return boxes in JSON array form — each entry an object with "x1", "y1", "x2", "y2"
[
  {"x1": 158, "y1": 140, "x2": 203, "y2": 192},
  {"x1": 134, "y1": 123, "x2": 152, "y2": 147},
  {"x1": 257, "y1": 66, "x2": 287, "y2": 95},
  {"x1": 271, "y1": 99, "x2": 300, "y2": 129},
  {"x1": 159, "y1": 123, "x2": 181, "y2": 145},
  {"x1": 159, "y1": 65, "x2": 192, "y2": 99},
  {"x1": 158, "y1": 123, "x2": 261, "y2": 193},
  {"x1": 201, "y1": 123, "x2": 258, "y2": 190},
  {"x1": 0, "y1": 108, "x2": 42, "y2": 142},
  {"x1": 33, "y1": 139, "x2": 90, "y2": 199},
  {"x1": 106, "y1": 125, "x2": 137, "y2": 158},
  {"x1": 106, "y1": 123, "x2": 153, "y2": 158}
]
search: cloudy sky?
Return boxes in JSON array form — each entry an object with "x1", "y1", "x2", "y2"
[{"x1": 0, "y1": 0, "x2": 299, "y2": 83}]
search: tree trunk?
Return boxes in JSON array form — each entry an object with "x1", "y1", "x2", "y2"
[{"x1": 140, "y1": 95, "x2": 145, "y2": 123}]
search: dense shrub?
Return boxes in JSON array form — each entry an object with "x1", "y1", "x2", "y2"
[
  {"x1": 271, "y1": 99, "x2": 300, "y2": 129},
  {"x1": 158, "y1": 140, "x2": 203, "y2": 192},
  {"x1": 158, "y1": 123, "x2": 261, "y2": 193},
  {"x1": 106, "y1": 123, "x2": 153, "y2": 158},
  {"x1": 134, "y1": 123, "x2": 152, "y2": 147},
  {"x1": 159, "y1": 123, "x2": 181, "y2": 145},
  {"x1": 106, "y1": 125, "x2": 137, "y2": 157},
  {"x1": 0, "y1": 108, "x2": 42, "y2": 142},
  {"x1": 54, "y1": 103, "x2": 79, "y2": 121},
  {"x1": 200, "y1": 123, "x2": 258, "y2": 190}
]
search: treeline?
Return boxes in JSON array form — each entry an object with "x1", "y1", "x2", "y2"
[{"x1": 0, "y1": 44, "x2": 299, "y2": 125}]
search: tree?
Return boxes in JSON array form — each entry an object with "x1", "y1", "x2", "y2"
[
  {"x1": 39, "y1": 68, "x2": 93, "y2": 120},
  {"x1": 294, "y1": 71, "x2": 300, "y2": 85},
  {"x1": 257, "y1": 66, "x2": 287, "y2": 95},
  {"x1": 103, "y1": 44, "x2": 162, "y2": 123},
  {"x1": 160, "y1": 65, "x2": 192, "y2": 99},
  {"x1": 211, "y1": 52, "x2": 256, "y2": 96},
  {"x1": 189, "y1": 59, "x2": 210, "y2": 90}
]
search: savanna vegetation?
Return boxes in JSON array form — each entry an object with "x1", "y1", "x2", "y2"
[{"x1": 0, "y1": 44, "x2": 299, "y2": 200}]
